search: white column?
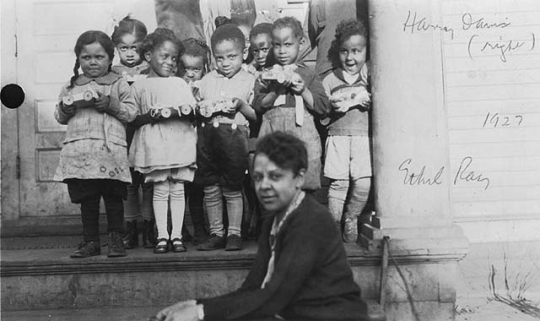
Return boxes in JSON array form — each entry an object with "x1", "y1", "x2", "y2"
[
  {"x1": 362, "y1": 0, "x2": 469, "y2": 255},
  {"x1": 360, "y1": 1, "x2": 470, "y2": 319}
]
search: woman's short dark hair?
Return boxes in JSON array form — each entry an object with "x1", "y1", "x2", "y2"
[{"x1": 255, "y1": 131, "x2": 308, "y2": 175}]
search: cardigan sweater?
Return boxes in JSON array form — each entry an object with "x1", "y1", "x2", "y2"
[{"x1": 198, "y1": 195, "x2": 369, "y2": 321}]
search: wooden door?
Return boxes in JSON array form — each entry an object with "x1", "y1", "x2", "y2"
[{"x1": 12, "y1": 0, "x2": 159, "y2": 217}]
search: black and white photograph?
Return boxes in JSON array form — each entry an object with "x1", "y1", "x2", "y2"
[{"x1": 1, "y1": 0, "x2": 539, "y2": 320}]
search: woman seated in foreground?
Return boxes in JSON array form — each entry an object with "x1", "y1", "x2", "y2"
[{"x1": 153, "y1": 131, "x2": 370, "y2": 321}]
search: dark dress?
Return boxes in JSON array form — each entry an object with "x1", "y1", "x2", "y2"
[{"x1": 198, "y1": 195, "x2": 370, "y2": 321}]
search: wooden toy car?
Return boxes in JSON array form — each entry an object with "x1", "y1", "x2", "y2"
[
  {"x1": 149, "y1": 104, "x2": 194, "y2": 119},
  {"x1": 260, "y1": 65, "x2": 299, "y2": 84},
  {"x1": 329, "y1": 86, "x2": 371, "y2": 110},
  {"x1": 196, "y1": 99, "x2": 235, "y2": 118},
  {"x1": 62, "y1": 88, "x2": 99, "y2": 106}
]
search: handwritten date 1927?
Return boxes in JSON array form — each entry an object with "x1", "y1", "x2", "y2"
[{"x1": 483, "y1": 112, "x2": 523, "y2": 128}]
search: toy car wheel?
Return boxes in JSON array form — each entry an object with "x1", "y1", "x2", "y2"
[
  {"x1": 201, "y1": 109, "x2": 212, "y2": 118},
  {"x1": 180, "y1": 105, "x2": 192, "y2": 115},
  {"x1": 161, "y1": 108, "x2": 171, "y2": 118},
  {"x1": 83, "y1": 91, "x2": 94, "y2": 101},
  {"x1": 62, "y1": 96, "x2": 74, "y2": 105}
]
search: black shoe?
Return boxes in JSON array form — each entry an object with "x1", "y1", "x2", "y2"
[
  {"x1": 197, "y1": 234, "x2": 225, "y2": 251},
  {"x1": 108, "y1": 231, "x2": 127, "y2": 257},
  {"x1": 225, "y1": 234, "x2": 242, "y2": 251},
  {"x1": 142, "y1": 219, "x2": 157, "y2": 249},
  {"x1": 122, "y1": 221, "x2": 138, "y2": 249},
  {"x1": 70, "y1": 241, "x2": 100, "y2": 258},
  {"x1": 154, "y1": 238, "x2": 169, "y2": 254},
  {"x1": 171, "y1": 238, "x2": 187, "y2": 252}
]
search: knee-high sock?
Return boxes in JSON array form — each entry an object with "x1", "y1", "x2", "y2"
[
  {"x1": 204, "y1": 184, "x2": 224, "y2": 237},
  {"x1": 345, "y1": 177, "x2": 372, "y2": 221},
  {"x1": 153, "y1": 181, "x2": 170, "y2": 240},
  {"x1": 169, "y1": 181, "x2": 185, "y2": 240},
  {"x1": 328, "y1": 179, "x2": 349, "y2": 224},
  {"x1": 222, "y1": 187, "x2": 243, "y2": 237}
]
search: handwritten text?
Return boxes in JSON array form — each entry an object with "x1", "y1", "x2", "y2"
[
  {"x1": 453, "y1": 157, "x2": 490, "y2": 190},
  {"x1": 398, "y1": 158, "x2": 445, "y2": 186},
  {"x1": 403, "y1": 10, "x2": 455, "y2": 39}
]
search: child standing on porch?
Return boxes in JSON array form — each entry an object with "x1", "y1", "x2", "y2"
[
  {"x1": 111, "y1": 15, "x2": 149, "y2": 83},
  {"x1": 53, "y1": 30, "x2": 137, "y2": 258},
  {"x1": 176, "y1": 37, "x2": 212, "y2": 245},
  {"x1": 195, "y1": 24, "x2": 257, "y2": 252},
  {"x1": 322, "y1": 19, "x2": 372, "y2": 243},
  {"x1": 129, "y1": 28, "x2": 197, "y2": 254},
  {"x1": 110, "y1": 16, "x2": 155, "y2": 250},
  {"x1": 253, "y1": 16, "x2": 330, "y2": 192}
]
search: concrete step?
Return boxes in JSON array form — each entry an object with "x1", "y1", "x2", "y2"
[
  {"x1": 1, "y1": 306, "x2": 167, "y2": 321},
  {"x1": 1, "y1": 239, "x2": 384, "y2": 317},
  {"x1": 2, "y1": 302, "x2": 385, "y2": 321}
]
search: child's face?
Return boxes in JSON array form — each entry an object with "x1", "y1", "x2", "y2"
[
  {"x1": 339, "y1": 35, "x2": 367, "y2": 76},
  {"x1": 238, "y1": 25, "x2": 252, "y2": 60},
  {"x1": 213, "y1": 40, "x2": 244, "y2": 78},
  {"x1": 251, "y1": 33, "x2": 272, "y2": 68},
  {"x1": 116, "y1": 33, "x2": 142, "y2": 67},
  {"x1": 272, "y1": 27, "x2": 302, "y2": 65},
  {"x1": 145, "y1": 40, "x2": 179, "y2": 78},
  {"x1": 179, "y1": 54, "x2": 204, "y2": 82},
  {"x1": 79, "y1": 42, "x2": 111, "y2": 78}
]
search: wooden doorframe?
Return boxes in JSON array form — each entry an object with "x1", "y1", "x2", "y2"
[{"x1": 1, "y1": 0, "x2": 20, "y2": 221}]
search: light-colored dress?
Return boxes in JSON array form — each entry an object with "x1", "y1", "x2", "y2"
[
  {"x1": 129, "y1": 76, "x2": 197, "y2": 183},
  {"x1": 53, "y1": 73, "x2": 137, "y2": 183}
]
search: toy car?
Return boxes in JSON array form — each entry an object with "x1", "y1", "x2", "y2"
[
  {"x1": 329, "y1": 86, "x2": 371, "y2": 110},
  {"x1": 62, "y1": 88, "x2": 99, "y2": 106},
  {"x1": 196, "y1": 99, "x2": 234, "y2": 118},
  {"x1": 260, "y1": 65, "x2": 299, "y2": 84},
  {"x1": 149, "y1": 104, "x2": 194, "y2": 119}
]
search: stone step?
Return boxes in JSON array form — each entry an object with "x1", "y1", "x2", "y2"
[
  {"x1": 1, "y1": 239, "x2": 384, "y2": 321},
  {"x1": 2, "y1": 302, "x2": 385, "y2": 321}
]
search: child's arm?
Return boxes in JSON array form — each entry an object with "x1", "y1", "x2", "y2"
[
  {"x1": 229, "y1": 97, "x2": 256, "y2": 122},
  {"x1": 98, "y1": 79, "x2": 137, "y2": 123},
  {"x1": 296, "y1": 69, "x2": 330, "y2": 118},
  {"x1": 253, "y1": 80, "x2": 286, "y2": 113},
  {"x1": 54, "y1": 85, "x2": 76, "y2": 125}
]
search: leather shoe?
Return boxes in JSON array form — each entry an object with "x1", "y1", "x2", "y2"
[
  {"x1": 171, "y1": 238, "x2": 187, "y2": 252},
  {"x1": 154, "y1": 238, "x2": 169, "y2": 254}
]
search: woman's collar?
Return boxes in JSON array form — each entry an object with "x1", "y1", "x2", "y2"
[{"x1": 274, "y1": 190, "x2": 305, "y2": 225}]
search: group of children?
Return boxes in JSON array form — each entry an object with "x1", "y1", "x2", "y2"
[{"x1": 54, "y1": 14, "x2": 371, "y2": 258}]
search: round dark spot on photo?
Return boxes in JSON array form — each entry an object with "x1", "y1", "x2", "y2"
[
  {"x1": 1, "y1": 84, "x2": 25, "y2": 109},
  {"x1": 100, "y1": 166, "x2": 107, "y2": 172},
  {"x1": 109, "y1": 171, "x2": 116, "y2": 177}
]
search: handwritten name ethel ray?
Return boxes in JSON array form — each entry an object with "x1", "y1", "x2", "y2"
[
  {"x1": 402, "y1": 10, "x2": 536, "y2": 62},
  {"x1": 399, "y1": 157, "x2": 491, "y2": 190}
]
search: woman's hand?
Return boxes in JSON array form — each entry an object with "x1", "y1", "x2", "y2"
[{"x1": 153, "y1": 300, "x2": 200, "y2": 321}]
